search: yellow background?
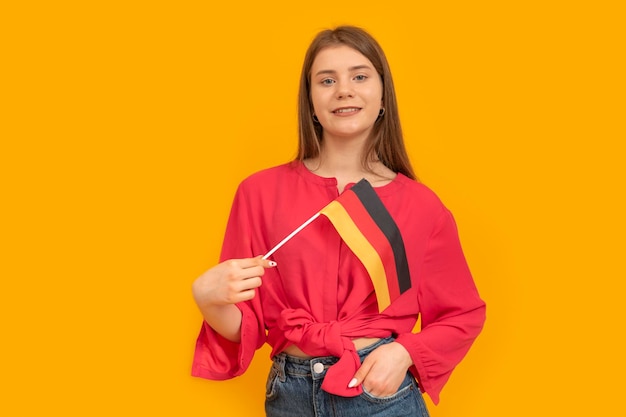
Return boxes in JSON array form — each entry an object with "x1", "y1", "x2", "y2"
[{"x1": 1, "y1": 1, "x2": 624, "y2": 416}]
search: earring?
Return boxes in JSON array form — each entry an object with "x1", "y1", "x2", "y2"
[
  {"x1": 312, "y1": 114, "x2": 320, "y2": 123},
  {"x1": 378, "y1": 108, "x2": 386, "y2": 117}
]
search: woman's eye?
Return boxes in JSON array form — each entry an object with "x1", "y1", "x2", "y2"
[
  {"x1": 354, "y1": 74, "x2": 368, "y2": 81},
  {"x1": 321, "y1": 79, "x2": 335, "y2": 85}
]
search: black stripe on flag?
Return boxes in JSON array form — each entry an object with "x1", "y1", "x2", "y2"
[{"x1": 350, "y1": 179, "x2": 412, "y2": 294}]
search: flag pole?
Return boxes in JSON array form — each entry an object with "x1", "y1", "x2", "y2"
[{"x1": 262, "y1": 212, "x2": 321, "y2": 260}]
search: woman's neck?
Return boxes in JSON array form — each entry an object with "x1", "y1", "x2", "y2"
[{"x1": 304, "y1": 142, "x2": 396, "y2": 193}]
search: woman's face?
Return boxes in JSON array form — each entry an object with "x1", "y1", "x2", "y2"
[{"x1": 309, "y1": 45, "x2": 383, "y2": 143}]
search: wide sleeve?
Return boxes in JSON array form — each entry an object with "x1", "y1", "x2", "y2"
[
  {"x1": 395, "y1": 208, "x2": 486, "y2": 404},
  {"x1": 191, "y1": 184, "x2": 267, "y2": 380}
]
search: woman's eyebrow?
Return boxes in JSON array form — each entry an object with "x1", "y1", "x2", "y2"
[
  {"x1": 348, "y1": 64, "x2": 372, "y2": 71},
  {"x1": 314, "y1": 65, "x2": 373, "y2": 77},
  {"x1": 314, "y1": 69, "x2": 337, "y2": 77}
]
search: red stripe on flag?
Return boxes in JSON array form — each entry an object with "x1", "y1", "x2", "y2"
[{"x1": 338, "y1": 190, "x2": 401, "y2": 302}]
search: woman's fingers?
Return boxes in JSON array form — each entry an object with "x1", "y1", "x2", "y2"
[
  {"x1": 193, "y1": 256, "x2": 277, "y2": 306},
  {"x1": 229, "y1": 256, "x2": 277, "y2": 270},
  {"x1": 220, "y1": 257, "x2": 276, "y2": 302}
]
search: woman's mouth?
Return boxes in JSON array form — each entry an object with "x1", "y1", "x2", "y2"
[{"x1": 332, "y1": 107, "x2": 361, "y2": 115}]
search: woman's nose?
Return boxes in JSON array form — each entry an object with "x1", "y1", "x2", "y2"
[
  {"x1": 337, "y1": 90, "x2": 354, "y2": 99},
  {"x1": 335, "y1": 80, "x2": 354, "y2": 99}
]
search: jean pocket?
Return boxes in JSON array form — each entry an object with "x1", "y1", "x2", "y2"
[
  {"x1": 360, "y1": 373, "x2": 416, "y2": 404},
  {"x1": 265, "y1": 364, "x2": 280, "y2": 401}
]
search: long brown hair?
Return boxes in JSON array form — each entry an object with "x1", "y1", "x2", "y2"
[{"x1": 297, "y1": 26, "x2": 416, "y2": 180}]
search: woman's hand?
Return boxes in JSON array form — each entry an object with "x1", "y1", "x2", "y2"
[
  {"x1": 192, "y1": 256, "x2": 276, "y2": 307},
  {"x1": 192, "y1": 256, "x2": 276, "y2": 342},
  {"x1": 349, "y1": 342, "x2": 414, "y2": 397}
]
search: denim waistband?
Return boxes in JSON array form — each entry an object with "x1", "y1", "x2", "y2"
[{"x1": 272, "y1": 336, "x2": 395, "y2": 381}]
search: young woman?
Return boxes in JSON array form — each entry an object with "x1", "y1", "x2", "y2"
[{"x1": 192, "y1": 26, "x2": 486, "y2": 417}]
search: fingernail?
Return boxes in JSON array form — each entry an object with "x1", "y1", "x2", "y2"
[
  {"x1": 268, "y1": 261, "x2": 277, "y2": 267},
  {"x1": 348, "y1": 378, "x2": 358, "y2": 388}
]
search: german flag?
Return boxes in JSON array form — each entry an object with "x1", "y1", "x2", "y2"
[{"x1": 320, "y1": 179, "x2": 411, "y2": 312}]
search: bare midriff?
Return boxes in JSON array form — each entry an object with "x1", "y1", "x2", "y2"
[{"x1": 281, "y1": 337, "x2": 382, "y2": 358}]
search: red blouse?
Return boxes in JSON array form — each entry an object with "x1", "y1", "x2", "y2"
[{"x1": 192, "y1": 161, "x2": 486, "y2": 404}]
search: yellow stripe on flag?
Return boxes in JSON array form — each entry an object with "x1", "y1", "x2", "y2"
[{"x1": 320, "y1": 201, "x2": 391, "y2": 311}]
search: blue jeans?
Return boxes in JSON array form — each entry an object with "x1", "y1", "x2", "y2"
[{"x1": 265, "y1": 337, "x2": 430, "y2": 417}]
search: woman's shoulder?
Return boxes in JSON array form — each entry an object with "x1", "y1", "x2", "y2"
[
  {"x1": 236, "y1": 161, "x2": 300, "y2": 189},
  {"x1": 393, "y1": 174, "x2": 446, "y2": 209}
]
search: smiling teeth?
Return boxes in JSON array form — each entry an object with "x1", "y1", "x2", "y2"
[{"x1": 335, "y1": 108, "x2": 359, "y2": 113}]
